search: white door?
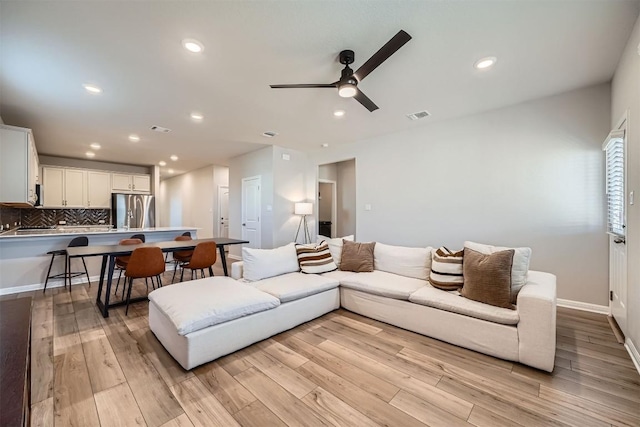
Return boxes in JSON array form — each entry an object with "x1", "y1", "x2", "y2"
[
  {"x1": 241, "y1": 176, "x2": 261, "y2": 249},
  {"x1": 87, "y1": 171, "x2": 111, "y2": 208},
  {"x1": 132, "y1": 175, "x2": 151, "y2": 193},
  {"x1": 43, "y1": 167, "x2": 64, "y2": 207},
  {"x1": 64, "y1": 169, "x2": 87, "y2": 207},
  {"x1": 218, "y1": 185, "x2": 229, "y2": 238},
  {"x1": 112, "y1": 173, "x2": 132, "y2": 192},
  {"x1": 606, "y1": 116, "x2": 628, "y2": 334}
]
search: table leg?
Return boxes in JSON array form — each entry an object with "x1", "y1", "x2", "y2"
[
  {"x1": 219, "y1": 245, "x2": 229, "y2": 276},
  {"x1": 96, "y1": 255, "x2": 107, "y2": 304},
  {"x1": 102, "y1": 256, "x2": 116, "y2": 318}
]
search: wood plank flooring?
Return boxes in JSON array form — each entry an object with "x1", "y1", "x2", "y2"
[{"x1": 14, "y1": 263, "x2": 640, "y2": 426}]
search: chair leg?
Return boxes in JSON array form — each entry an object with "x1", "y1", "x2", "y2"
[
  {"x1": 172, "y1": 262, "x2": 178, "y2": 284},
  {"x1": 81, "y1": 257, "x2": 90, "y2": 288},
  {"x1": 180, "y1": 266, "x2": 185, "y2": 282},
  {"x1": 157, "y1": 275, "x2": 163, "y2": 287},
  {"x1": 66, "y1": 254, "x2": 71, "y2": 292},
  {"x1": 209, "y1": 266, "x2": 214, "y2": 277},
  {"x1": 43, "y1": 253, "x2": 56, "y2": 293},
  {"x1": 145, "y1": 277, "x2": 149, "y2": 293},
  {"x1": 115, "y1": 269, "x2": 123, "y2": 296},
  {"x1": 125, "y1": 277, "x2": 134, "y2": 315}
]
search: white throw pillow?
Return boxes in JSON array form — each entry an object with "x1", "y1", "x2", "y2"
[
  {"x1": 316, "y1": 235, "x2": 354, "y2": 268},
  {"x1": 374, "y1": 242, "x2": 433, "y2": 280},
  {"x1": 464, "y1": 241, "x2": 532, "y2": 294},
  {"x1": 242, "y1": 243, "x2": 300, "y2": 281}
]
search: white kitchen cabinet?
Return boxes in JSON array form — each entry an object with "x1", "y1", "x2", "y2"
[
  {"x1": 42, "y1": 167, "x2": 87, "y2": 208},
  {"x1": 111, "y1": 173, "x2": 151, "y2": 193},
  {"x1": 87, "y1": 171, "x2": 111, "y2": 208},
  {"x1": 0, "y1": 125, "x2": 39, "y2": 206}
]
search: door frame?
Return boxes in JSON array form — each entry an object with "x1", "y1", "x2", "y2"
[
  {"x1": 241, "y1": 175, "x2": 261, "y2": 249},
  {"x1": 217, "y1": 184, "x2": 229, "y2": 238},
  {"x1": 318, "y1": 179, "x2": 337, "y2": 238}
]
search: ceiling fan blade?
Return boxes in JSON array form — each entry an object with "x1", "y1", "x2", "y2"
[
  {"x1": 270, "y1": 84, "x2": 336, "y2": 89},
  {"x1": 354, "y1": 89, "x2": 379, "y2": 112},
  {"x1": 354, "y1": 30, "x2": 412, "y2": 82}
]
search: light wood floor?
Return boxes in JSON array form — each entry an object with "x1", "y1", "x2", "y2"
[{"x1": 18, "y1": 263, "x2": 640, "y2": 426}]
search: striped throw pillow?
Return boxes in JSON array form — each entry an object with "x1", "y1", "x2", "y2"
[
  {"x1": 429, "y1": 247, "x2": 464, "y2": 290},
  {"x1": 296, "y1": 241, "x2": 338, "y2": 274}
]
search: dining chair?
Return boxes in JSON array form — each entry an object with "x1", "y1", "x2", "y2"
[
  {"x1": 130, "y1": 233, "x2": 145, "y2": 242},
  {"x1": 124, "y1": 247, "x2": 165, "y2": 315},
  {"x1": 179, "y1": 241, "x2": 217, "y2": 281},
  {"x1": 171, "y1": 235, "x2": 194, "y2": 283},
  {"x1": 114, "y1": 238, "x2": 143, "y2": 297}
]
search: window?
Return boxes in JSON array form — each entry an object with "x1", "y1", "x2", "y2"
[{"x1": 604, "y1": 129, "x2": 626, "y2": 237}]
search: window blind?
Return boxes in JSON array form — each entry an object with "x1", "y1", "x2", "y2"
[{"x1": 603, "y1": 129, "x2": 625, "y2": 237}]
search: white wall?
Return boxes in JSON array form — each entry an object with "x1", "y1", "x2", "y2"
[
  {"x1": 319, "y1": 163, "x2": 337, "y2": 181},
  {"x1": 159, "y1": 164, "x2": 229, "y2": 238},
  {"x1": 612, "y1": 16, "x2": 640, "y2": 358},
  {"x1": 312, "y1": 84, "x2": 611, "y2": 306}
]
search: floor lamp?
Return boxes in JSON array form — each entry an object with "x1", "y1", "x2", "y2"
[{"x1": 294, "y1": 202, "x2": 313, "y2": 244}]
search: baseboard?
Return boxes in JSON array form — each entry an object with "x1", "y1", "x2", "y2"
[
  {"x1": 556, "y1": 298, "x2": 609, "y2": 314},
  {"x1": 0, "y1": 263, "x2": 179, "y2": 296},
  {"x1": 625, "y1": 337, "x2": 640, "y2": 375}
]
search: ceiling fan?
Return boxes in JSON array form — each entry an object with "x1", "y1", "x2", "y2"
[{"x1": 270, "y1": 30, "x2": 412, "y2": 112}]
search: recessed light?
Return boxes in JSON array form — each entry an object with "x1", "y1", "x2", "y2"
[
  {"x1": 190, "y1": 112, "x2": 204, "y2": 121},
  {"x1": 321, "y1": 143, "x2": 329, "y2": 148},
  {"x1": 128, "y1": 134, "x2": 140, "y2": 142},
  {"x1": 333, "y1": 110, "x2": 345, "y2": 117},
  {"x1": 262, "y1": 131, "x2": 278, "y2": 138},
  {"x1": 83, "y1": 84, "x2": 102, "y2": 94},
  {"x1": 168, "y1": 169, "x2": 174, "y2": 174},
  {"x1": 182, "y1": 38, "x2": 204, "y2": 53},
  {"x1": 85, "y1": 151, "x2": 95, "y2": 158},
  {"x1": 89, "y1": 143, "x2": 101, "y2": 150},
  {"x1": 170, "y1": 155, "x2": 178, "y2": 161},
  {"x1": 159, "y1": 161, "x2": 166, "y2": 166},
  {"x1": 474, "y1": 56, "x2": 497, "y2": 70}
]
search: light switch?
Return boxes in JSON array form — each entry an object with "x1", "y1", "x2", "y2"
[
  {"x1": 282, "y1": 153, "x2": 290, "y2": 161},
  {"x1": 266, "y1": 205, "x2": 272, "y2": 211},
  {"x1": 364, "y1": 204, "x2": 372, "y2": 211},
  {"x1": 630, "y1": 191, "x2": 635, "y2": 206}
]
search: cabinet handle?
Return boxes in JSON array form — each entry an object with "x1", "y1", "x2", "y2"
[
  {"x1": 133, "y1": 184, "x2": 135, "y2": 190},
  {"x1": 88, "y1": 200, "x2": 90, "y2": 207}
]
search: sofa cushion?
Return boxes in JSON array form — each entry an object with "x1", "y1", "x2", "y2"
[
  {"x1": 242, "y1": 243, "x2": 299, "y2": 281},
  {"x1": 340, "y1": 270, "x2": 426, "y2": 300},
  {"x1": 296, "y1": 241, "x2": 337, "y2": 274},
  {"x1": 464, "y1": 241, "x2": 531, "y2": 299},
  {"x1": 429, "y1": 247, "x2": 464, "y2": 290},
  {"x1": 148, "y1": 277, "x2": 280, "y2": 335},
  {"x1": 409, "y1": 284, "x2": 520, "y2": 325},
  {"x1": 320, "y1": 269, "x2": 358, "y2": 281},
  {"x1": 374, "y1": 243, "x2": 433, "y2": 280},
  {"x1": 461, "y1": 248, "x2": 515, "y2": 309},
  {"x1": 317, "y1": 235, "x2": 354, "y2": 268},
  {"x1": 340, "y1": 240, "x2": 376, "y2": 272},
  {"x1": 250, "y1": 272, "x2": 339, "y2": 303}
]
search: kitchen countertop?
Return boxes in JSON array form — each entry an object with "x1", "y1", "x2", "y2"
[{"x1": 0, "y1": 226, "x2": 197, "y2": 240}]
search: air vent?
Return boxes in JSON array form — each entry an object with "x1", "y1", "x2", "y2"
[
  {"x1": 151, "y1": 125, "x2": 171, "y2": 133},
  {"x1": 262, "y1": 131, "x2": 278, "y2": 138},
  {"x1": 406, "y1": 110, "x2": 430, "y2": 121}
]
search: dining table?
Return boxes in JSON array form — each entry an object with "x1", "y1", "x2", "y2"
[{"x1": 66, "y1": 237, "x2": 249, "y2": 317}]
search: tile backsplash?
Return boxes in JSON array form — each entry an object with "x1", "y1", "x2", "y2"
[{"x1": 0, "y1": 207, "x2": 111, "y2": 229}]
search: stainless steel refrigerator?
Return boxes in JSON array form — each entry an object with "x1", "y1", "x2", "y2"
[{"x1": 112, "y1": 193, "x2": 155, "y2": 229}]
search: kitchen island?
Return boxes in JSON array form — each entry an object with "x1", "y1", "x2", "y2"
[{"x1": 0, "y1": 227, "x2": 197, "y2": 294}]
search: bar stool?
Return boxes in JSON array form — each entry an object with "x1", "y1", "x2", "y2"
[
  {"x1": 124, "y1": 247, "x2": 165, "y2": 315},
  {"x1": 171, "y1": 235, "x2": 194, "y2": 283},
  {"x1": 43, "y1": 236, "x2": 90, "y2": 293},
  {"x1": 114, "y1": 238, "x2": 143, "y2": 298},
  {"x1": 179, "y1": 241, "x2": 217, "y2": 281},
  {"x1": 130, "y1": 233, "x2": 146, "y2": 242}
]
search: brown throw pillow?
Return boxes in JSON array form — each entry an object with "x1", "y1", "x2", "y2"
[
  {"x1": 461, "y1": 248, "x2": 515, "y2": 309},
  {"x1": 339, "y1": 240, "x2": 375, "y2": 272}
]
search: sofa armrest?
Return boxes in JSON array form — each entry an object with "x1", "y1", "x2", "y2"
[
  {"x1": 231, "y1": 261, "x2": 244, "y2": 280},
  {"x1": 517, "y1": 270, "x2": 557, "y2": 372}
]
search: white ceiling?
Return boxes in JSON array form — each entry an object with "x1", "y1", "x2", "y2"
[{"x1": 1, "y1": 1, "x2": 638, "y2": 177}]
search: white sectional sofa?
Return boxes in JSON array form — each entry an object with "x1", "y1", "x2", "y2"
[{"x1": 148, "y1": 241, "x2": 557, "y2": 372}]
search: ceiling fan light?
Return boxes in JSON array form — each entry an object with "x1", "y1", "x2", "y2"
[{"x1": 338, "y1": 82, "x2": 357, "y2": 98}]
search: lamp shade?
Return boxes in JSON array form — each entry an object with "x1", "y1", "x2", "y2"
[{"x1": 294, "y1": 202, "x2": 313, "y2": 215}]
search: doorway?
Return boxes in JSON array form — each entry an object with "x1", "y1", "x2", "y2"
[
  {"x1": 241, "y1": 176, "x2": 261, "y2": 249},
  {"x1": 318, "y1": 180, "x2": 336, "y2": 238},
  {"x1": 318, "y1": 159, "x2": 356, "y2": 238},
  {"x1": 218, "y1": 185, "x2": 229, "y2": 250}
]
